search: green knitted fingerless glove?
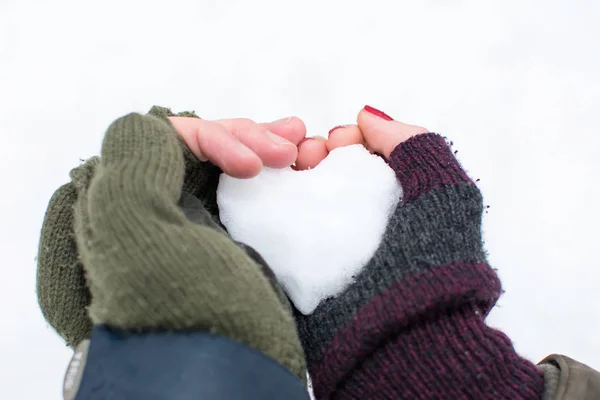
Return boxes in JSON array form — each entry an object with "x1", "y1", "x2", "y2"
[
  {"x1": 73, "y1": 112, "x2": 306, "y2": 379},
  {"x1": 37, "y1": 107, "x2": 223, "y2": 347}
]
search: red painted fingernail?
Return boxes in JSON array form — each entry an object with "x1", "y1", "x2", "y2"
[
  {"x1": 364, "y1": 105, "x2": 393, "y2": 121},
  {"x1": 298, "y1": 137, "x2": 314, "y2": 146},
  {"x1": 328, "y1": 125, "x2": 346, "y2": 136}
]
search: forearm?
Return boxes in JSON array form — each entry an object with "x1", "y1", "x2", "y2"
[{"x1": 342, "y1": 304, "x2": 545, "y2": 399}]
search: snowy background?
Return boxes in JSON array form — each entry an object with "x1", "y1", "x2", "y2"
[{"x1": 1, "y1": 0, "x2": 599, "y2": 398}]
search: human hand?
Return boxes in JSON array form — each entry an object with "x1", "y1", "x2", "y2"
[
  {"x1": 169, "y1": 114, "x2": 367, "y2": 174},
  {"x1": 168, "y1": 104, "x2": 428, "y2": 177},
  {"x1": 69, "y1": 111, "x2": 307, "y2": 380},
  {"x1": 294, "y1": 106, "x2": 490, "y2": 399},
  {"x1": 169, "y1": 115, "x2": 305, "y2": 178},
  {"x1": 36, "y1": 106, "x2": 317, "y2": 349}
]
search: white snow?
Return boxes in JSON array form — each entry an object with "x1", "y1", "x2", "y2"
[
  {"x1": 2, "y1": 1, "x2": 600, "y2": 399},
  {"x1": 218, "y1": 145, "x2": 402, "y2": 314}
]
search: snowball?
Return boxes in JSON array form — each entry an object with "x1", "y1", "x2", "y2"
[{"x1": 217, "y1": 144, "x2": 402, "y2": 314}]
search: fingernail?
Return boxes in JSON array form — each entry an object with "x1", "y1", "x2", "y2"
[
  {"x1": 364, "y1": 105, "x2": 393, "y2": 121},
  {"x1": 298, "y1": 137, "x2": 314, "y2": 146},
  {"x1": 271, "y1": 116, "x2": 294, "y2": 125},
  {"x1": 266, "y1": 130, "x2": 294, "y2": 145},
  {"x1": 328, "y1": 125, "x2": 346, "y2": 136}
]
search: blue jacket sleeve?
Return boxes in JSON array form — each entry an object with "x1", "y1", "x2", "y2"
[{"x1": 71, "y1": 326, "x2": 310, "y2": 400}]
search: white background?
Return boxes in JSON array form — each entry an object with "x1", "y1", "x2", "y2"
[{"x1": 1, "y1": 0, "x2": 599, "y2": 398}]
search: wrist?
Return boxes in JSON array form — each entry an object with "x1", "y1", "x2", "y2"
[
  {"x1": 305, "y1": 261, "x2": 502, "y2": 399},
  {"x1": 341, "y1": 303, "x2": 545, "y2": 399}
]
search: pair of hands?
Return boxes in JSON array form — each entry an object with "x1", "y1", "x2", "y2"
[{"x1": 170, "y1": 105, "x2": 428, "y2": 178}]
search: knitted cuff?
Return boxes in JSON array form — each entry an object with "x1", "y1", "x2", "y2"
[
  {"x1": 339, "y1": 302, "x2": 545, "y2": 399},
  {"x1": 388, "y1": 133, "x2": 473, "y2": 203},
  {"x1": 308, "y1": 262, "x2": 503, "y2": 399}
]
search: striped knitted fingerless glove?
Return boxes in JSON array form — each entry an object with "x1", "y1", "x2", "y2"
[{"x1": 296, "y1": 133, "x2": 545, "y2": 399}]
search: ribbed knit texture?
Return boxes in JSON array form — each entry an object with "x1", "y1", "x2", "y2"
[
  {"x1": 341, "y1": 304, "x2": 544, "y2": 399},
  {"x1": 147, "y1": 106, "x2": 223, "y2": 220},
  {"x1": 70, "y1": 112, "x2": 306, "y2": 380},
  {"x1": 37, "y1": 107, "x2": 224, "y2": 347},
  {"x1": 295, "y1": 133, "x2": 545, "y2": 399}
]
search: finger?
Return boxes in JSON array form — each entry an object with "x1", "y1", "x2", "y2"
[
  {"x1": 326, "y1": 124, "x2": 365, "y2": 152},
  {"x1": 214, "y1": 118, "x2": 298, "y2": 169},
  {"x1": 261, "y1": 116, "x2": 307, "y2": 146},
  {"x1": 357, "y1": 106, "x2": 428, "y2": 158},
  {"x1": 169, "y1": 117, "x2": 262, "y2": 178},
  {"x1": 295, "y1": 136, "x2": 328, "y2": 170}
]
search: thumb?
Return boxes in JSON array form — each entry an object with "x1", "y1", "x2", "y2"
[{"x1": 357, "y1": 105, "x2": 429, "y2": 158}]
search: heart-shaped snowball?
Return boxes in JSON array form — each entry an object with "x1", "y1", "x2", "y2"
[{"x1": 217, "y1": 144, "x2": 402, "y2": 314}]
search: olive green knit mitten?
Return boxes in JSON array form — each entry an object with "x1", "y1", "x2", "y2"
[
  {"x1": 73, "y1": 112, "x2": 306, "y2": 379},
  {"x1": 37, "y1": 107, "x2": 221, "y2": 347},
  {"x1": 37, "y1": 107, "x2": 293, "y2": 355}
]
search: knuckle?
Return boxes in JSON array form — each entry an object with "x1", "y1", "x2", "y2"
[{"x1": 413, "y1": 125, "x2": 429, "y2": 134}]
